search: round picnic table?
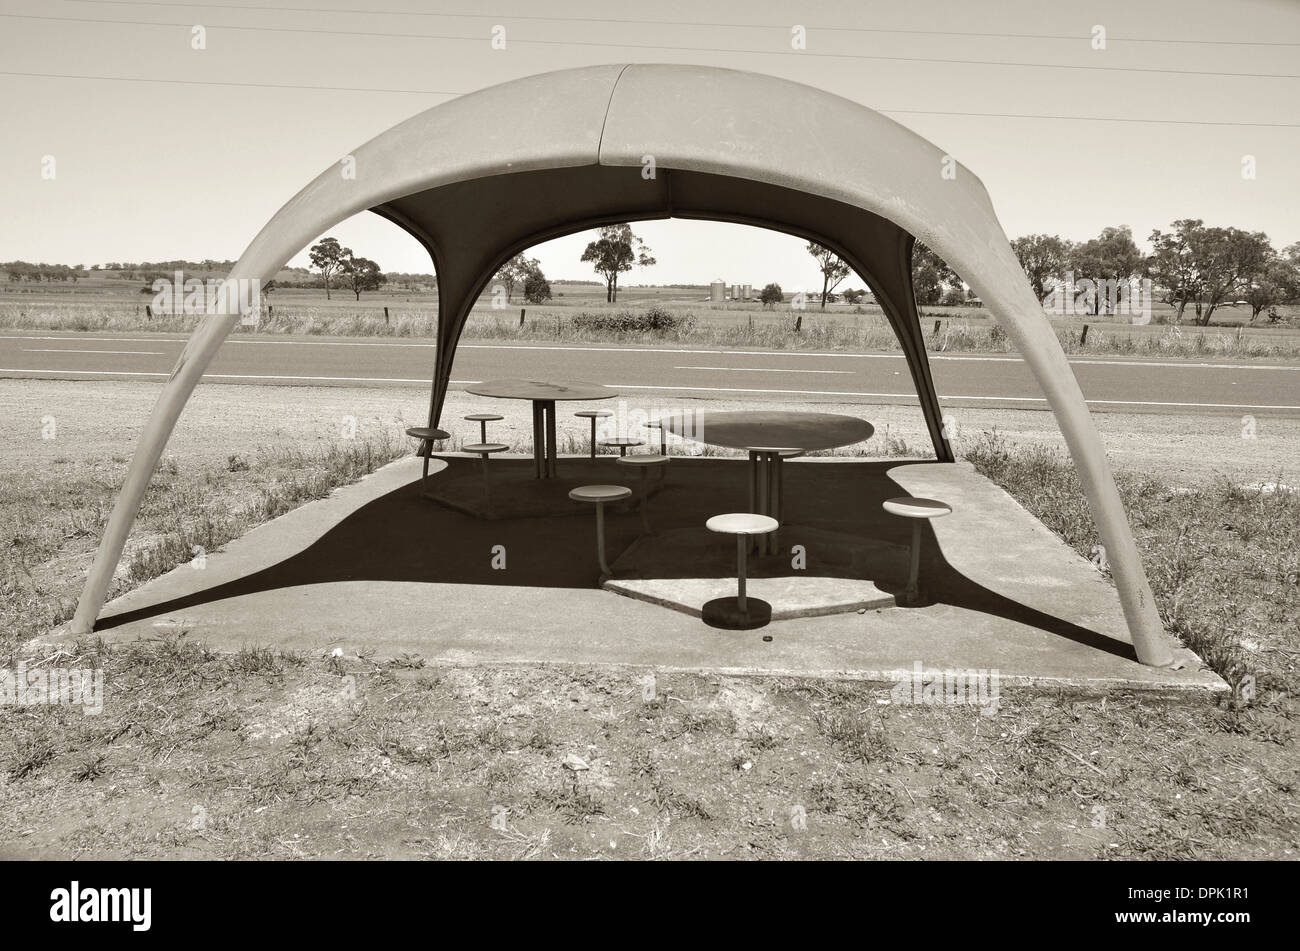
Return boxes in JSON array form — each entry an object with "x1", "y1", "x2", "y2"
[
  {"x1": 662, "y1": 410, "x2": 874, "y2": 554},
  {"x1": 465, "y1": 379, "x2": 616, "y2": 479}
]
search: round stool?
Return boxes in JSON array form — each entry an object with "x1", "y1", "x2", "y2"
[
  {"x1": 703, "y1": 513, "x2": 779, "y2": 629},
  {"x1": 573, "y1": 410, "x2": 613, "y2": 459},
  {"x1": 615, "y1": 454, "x2": 669, "y2": 533},
  {"x1": 600, "y1": 437, "x2": 644, "y2": 457},
  {"x1": 569, "y1": 484, "x2": 632, "y2": 581},
  {"x1": 882, "y1": 497, "x2": 952, "y2": 605},
  {"x1": 465, "y1": 442, "x2": 508, "y2": 504},
  {"x1": 464, "y1": 413, "x2": 503, "y2": 444},
  {"x1": 405, "y1": 426, "x2": 451, "y2": 496}
]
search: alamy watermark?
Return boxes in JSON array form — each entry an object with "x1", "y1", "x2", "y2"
[
  {"x1": 1042, "y1": 271, "x2": 1153, "y2": 324},
  {"x1": 889, "y1": 661, "x2": 1000, "y2": 715},
  {"x1": 150, "y1": 270, "x2": 261, "y2": 326},
  {"x1": 597, "y1": 401, "x2": 704, "y2": 453},
  {"x1": 1, "y1": 661, "x2": 104, "y2": 715}
]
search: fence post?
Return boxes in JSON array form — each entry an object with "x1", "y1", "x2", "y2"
[
  {"x1": 519, "y1": 307, "x2": 526, "y2": 328},
  {"x1": 145, "y1": 304, "x2": 152, "y2": 319},
  {"x1": 384, "y1": 306, "x2": 389, "y2": 326},
  {"x1": 933, "y1": 319, "x2": 941, "y2": 335},
  {"x1": 1080, "y1": 324, "x2": 1089, "y2": 346}
]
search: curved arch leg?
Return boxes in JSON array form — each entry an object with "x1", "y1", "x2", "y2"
[
  {"x1": 70, "y1": 312, "x2": 241, "y2": 634},
  {"x1": 972, "y1": 277, "x2": 1174, "y2": 667}
]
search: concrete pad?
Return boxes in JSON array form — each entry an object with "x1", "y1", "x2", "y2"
[{"x1": 43, "y1": 454, "x2": 1226, "y2": 692}]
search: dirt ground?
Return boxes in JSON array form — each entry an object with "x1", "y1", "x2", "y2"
[{"x1": 4, "y1": 378, "x2": 1296, "y2": 487}]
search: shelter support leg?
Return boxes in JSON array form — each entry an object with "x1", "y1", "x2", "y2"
[{"x1": 70, "y1": 313, "x2": 241, "y2": 634}]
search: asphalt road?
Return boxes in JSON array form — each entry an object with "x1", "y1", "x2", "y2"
[{"x1": 2, "y1": 331, "x2": 1298, "y2": 416}]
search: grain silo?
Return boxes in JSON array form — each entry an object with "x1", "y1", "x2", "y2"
[{"x1": 710, "y1": 279, "x2": 725, "y2": 302}]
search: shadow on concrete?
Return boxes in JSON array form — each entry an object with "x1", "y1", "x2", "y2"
[{"x1": 96, "y1": 457, "x2": 1137, "y2": 662}]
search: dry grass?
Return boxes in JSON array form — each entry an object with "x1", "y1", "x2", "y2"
[
  {"x1": 0, "y1": 435, "x2": 407, "y2": 658},
  {"x1": 3, "y1": 300, "x2": 1298, "y2": 360}
]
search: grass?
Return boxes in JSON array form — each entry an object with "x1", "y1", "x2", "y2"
[
  {"x1": 965, "y1": 432, "x2": 1298, "y2": 712},
  {"x1": 0, "y1": 430, "x2": 1296, "y2": 859},
  {"x1": 0, "y1": 434, "x2": 407, "y2": 659},
  {"x1": 4, "y1": 299, "x2": 1299, "y2": 360}
]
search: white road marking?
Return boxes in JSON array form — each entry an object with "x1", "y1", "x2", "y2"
[
  {"x1": 613, "y1": 383, "x2": 1300, "y2": 410},
  {"x1": 673, "y1": 365, "x2": 854, "y2": 374},
  {"x1": 2, "y1": 334, "x2": 1297, "y2": 371},
  {"x1": 0, "y1": 368, "x2": 477, "y2": 385},
  {"x1": 2, "y1": 366, "x2": 1297, "y2": 410},
  {"x1": 23, "y1": 348, "x2": 164, "y2": 355}
]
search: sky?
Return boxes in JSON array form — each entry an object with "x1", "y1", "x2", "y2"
[{"x1": 1, "y1": 0, "x2": 1298, "y2": 294}]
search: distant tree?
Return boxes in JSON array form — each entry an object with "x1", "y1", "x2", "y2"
[
  {"x1": 1148, "y1": 222, "x2": 1272, "y2": 325},
  {"x1": 911, "y1": 242, "x2": 958, "y2": 305},
  {"x1": 1010, "y1": 233, "x2": 1072, "y2": 303},
  {"x1": 522, "y1": 260, "x2": 552, "y2": 303},
  {"x1": 1147, "y1": 220, "x2": 1203, "y2": 323},
  {"x1": 309, "y1": 237, "x2": 349, "y2": 300},
  {"x1": 493, "y1": 253, "x2": 537, "y2": 302},
  {"x1": 807, "y1": 242, "x2": 850, "y2": 310},
  {"x1": 759, "y1": 282, "x2": 783, "y2": 308},
  {"x1": 1244, "y1": 247, "x2": 1300, "y2": 322},
  {"x1": 580, "y1": 224, "x2": 655, "y2": 303},
  {"x1": 338, "y1": 253, "x2": 385, "y2": 301},
  {"x1": 1069, "y1": 226, "x2": 1143, "y2": 315},
  {"x1": 841, "y1": 287, "x2": 865, "y2": 304}
]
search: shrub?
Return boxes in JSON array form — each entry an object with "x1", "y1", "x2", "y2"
[
  {"x1": 759, "y1": 282, "x2": 783, "y2": 307},
  {"x1": 570, "y1": 306, "x2": 686, "y2": 334}
]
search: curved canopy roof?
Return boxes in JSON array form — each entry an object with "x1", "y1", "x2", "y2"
[{"x1": 69, "y1": 64, "x2": 1175, "y2": 666}]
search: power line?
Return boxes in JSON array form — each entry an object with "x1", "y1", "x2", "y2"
[
  {"x1": 5, "y1": 13, "x2": 1297, "y2": 81},
  {"x1": 67, "y1": 0, "x2": 1300, "y2": 48},
  {"x1": 5, "y1": 69, "x2": 1297, "y2": 128},
  {"x1": 0, "y1": 69, "x2": 459, "y2": 96}
]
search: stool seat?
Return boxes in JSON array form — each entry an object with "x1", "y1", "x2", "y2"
[
  {"x1": 463, "y1": 442, "x2": 508, "y2": 454},
  {"x1": 464, "y1": 413, "x2": 503, "y2": 422},
  {"x1": 569, "y1": 484, "x2": 633, "y2": 503},
  {"x1": 615, "y1": 454, "x2": 669, "y2": 467},
  {"x1": 746, "y1": 445, "x2": 804, "y2": 454},
  {"x1": 571, "y1": 485, "x2": 631, "y2": 581},
  {"x1": 883, "y1": 496, "x2": 951, "y2": 606},
  {"x1": 882, "y1": 497, "x2": 952, "y2": 519},
  {"x1": 706, "y1": 513, "x2": 779, "y2": 536},
  {"x1": 405, "y1": 427, "x2": 450, "y2": 442},
  {"x1": 407, "y1": 427, "x2": 451, "y2": 499},
  {"x1": 600, "y1": 437, "x2": 645, "y2": 458},
  {"x1": 576, "y1": 410, "x2": 614, "y2": 459}
]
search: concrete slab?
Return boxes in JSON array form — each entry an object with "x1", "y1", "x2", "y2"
[{"x1": 42, "y1": 454, "x2": 1225, "y2": 692}]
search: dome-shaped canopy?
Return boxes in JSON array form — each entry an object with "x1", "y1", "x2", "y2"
[{"x1": 69, "y1": 64, "x2": 1174, "y2": 666}]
